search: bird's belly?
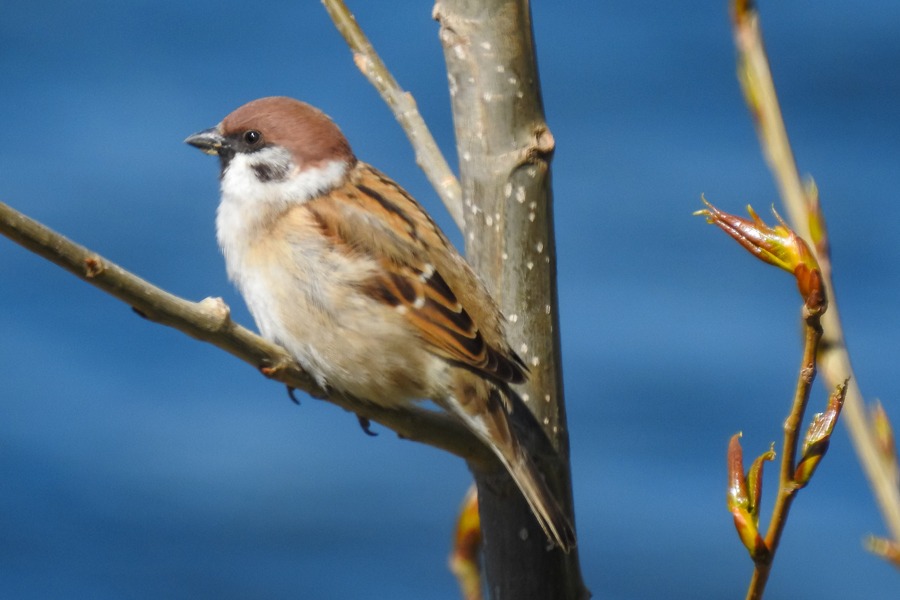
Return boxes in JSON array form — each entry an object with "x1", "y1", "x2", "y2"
[{"x1": 235, "y1": 242, "x2": 443, "y2": 407}]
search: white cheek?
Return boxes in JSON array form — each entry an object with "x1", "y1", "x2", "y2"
[
  {"x1": 222, "y1": 151, "x2": 288, "y2": 207},
  {"x1": 221, "y1": 150, "x2": 347, "y2": 214}
]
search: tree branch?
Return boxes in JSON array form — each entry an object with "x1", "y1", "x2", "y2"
[
  {"x1": 321, "y1": 0, "x2": 464, "y2": 230},
  {"x1": 436, "y1": 1, "x2": 587, "y2": 597},
  {"x1": 322, "y1": 3, "x2": 587, "y2": 596},
  {"x1": 0, "y1": 200, "x2": 493, "y2": 464}
]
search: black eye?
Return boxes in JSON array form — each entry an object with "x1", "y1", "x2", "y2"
[{"x1": 243, "y1": 130, "x2": 261, "y2": 145}]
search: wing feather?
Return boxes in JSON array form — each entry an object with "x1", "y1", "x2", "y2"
[{"x1": 308, "y1": 163, "x2": 527, "y2": 384}]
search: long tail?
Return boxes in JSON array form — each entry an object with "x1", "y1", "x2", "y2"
[
  {"x1": 501, "y1": 435, "x2": 577, "y2": 552},
  {"x1": 444, "y1": 374, "x2": 576, "y2": 552}
]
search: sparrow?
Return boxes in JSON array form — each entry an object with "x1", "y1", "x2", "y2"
[{"x1": 185, "y1": 96, "x2": 575, "y2": 552}]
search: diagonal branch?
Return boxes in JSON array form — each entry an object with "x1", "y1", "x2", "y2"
[
  {"x1": 321, "y1": 0, "x2": 464, "y2": 230},
  {"x1": 0, "y1": 200, "x2": 492, "y2": 464}
]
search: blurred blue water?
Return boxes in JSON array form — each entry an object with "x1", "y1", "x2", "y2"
[{"x1": 2, "y1": 1, "x2": 899, "y2": 598}]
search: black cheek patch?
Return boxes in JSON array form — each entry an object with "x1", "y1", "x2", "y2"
[{"x1": 252, "y1": 161, "x2": 290, "y2": 182}]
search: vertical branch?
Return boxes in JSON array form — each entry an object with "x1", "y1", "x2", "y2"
[
  {"x1": 435, "y1": 1, "x2": 585, "y2": 598},
  {"x1": 434, "y1": 0, "x2": 564, "y2": 455},
  {"x1": 321, "y1": 2, "x2": 587, "y2": 595}
]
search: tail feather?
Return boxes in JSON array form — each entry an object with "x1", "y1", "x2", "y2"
[
  {"x1": 501, "y1": 443, "x2": 576, "y2": 552},
  {"x1": 443, "y1": 374, "x2": 576, "y2": 552}
]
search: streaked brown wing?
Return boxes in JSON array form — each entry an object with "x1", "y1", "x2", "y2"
[{"x1": 307, "y1": 162, "x2": 527, "y2": 385}]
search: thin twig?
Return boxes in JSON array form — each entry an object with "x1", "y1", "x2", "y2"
[
  {"x1": 745, "y1": 313, "x2": 822, "y2": 600},
  {"x1": 731, "y1": 0, "x2": 900, "y2": 542},
  {"x1": 0, "y1": 200, "x2": 492, "y2": 464},
  {"x1": 321, "y1": 0, "x2": 464, "y2": 229}
]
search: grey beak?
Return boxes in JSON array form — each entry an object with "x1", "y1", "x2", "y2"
[{"x1": 185, "y1": 127, "x2": 226, "y2": 156}]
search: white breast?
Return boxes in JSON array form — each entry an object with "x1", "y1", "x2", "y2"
[{"x1": 213, "y1": 154, "x2": 440, "y2": 403}]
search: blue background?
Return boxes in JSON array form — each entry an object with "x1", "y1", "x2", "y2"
[{"x1": 2, "y1": 1, "x2": 900, "y2": 598}]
